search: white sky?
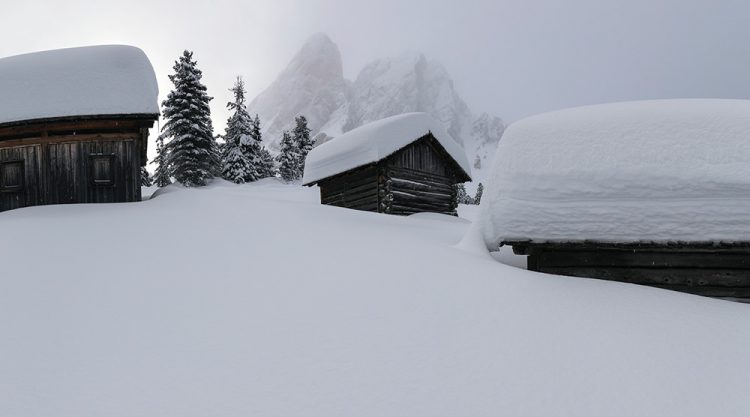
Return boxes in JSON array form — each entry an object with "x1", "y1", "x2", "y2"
[{"x1": 2, "y1": 0, "x2": 749, "y2": 135}]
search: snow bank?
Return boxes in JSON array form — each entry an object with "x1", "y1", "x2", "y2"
[
  {"x1": 481, "y1": 99, "x2": 750, "y2": 247},
  {"x1": 302, "y1": 112, "x2": 471, "y2": 184},
  {"x1": 0, "y1": 45, "x2": 159, "y2": 125},
  {"x1": 1, "y1": 182, "x2": 749, "y2": 417}
]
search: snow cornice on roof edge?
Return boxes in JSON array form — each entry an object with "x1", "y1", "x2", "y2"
[{"x1": 0, "y1": 45, "x2": 159, "y2": 126}]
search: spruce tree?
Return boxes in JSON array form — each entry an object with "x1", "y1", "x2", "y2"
[
  {"x1": 474, "y1": 183, "x2": 484, "y2": 205},
  {"x1": 277, "y1": 130, "x2": 299, "y2": 182},
  {"x1": 221, "y1": 77, "x2": 254, "y2": 184},
  {"x1": 140, "y1": 167, "x2": 153, "y2": 187},
  {"x1": 152, "y1": 133, "x2": 172, "y2": 187},
  {"x1": 293, "y1": 115, "x2": 313, "y2": 178},
  {"x1": 455, "y1": 183, "x2": 471, "y2": 205},
  {"x1": 161, "y1": 50, "x2": 218, "y2": 187},
  {"x1": 258, "y1": 147, "x2": 277, "y2": 179}
]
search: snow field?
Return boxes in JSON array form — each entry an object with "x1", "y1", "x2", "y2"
[{"x1": 0, "y1": 181, "x2": 748, "y2": 417}]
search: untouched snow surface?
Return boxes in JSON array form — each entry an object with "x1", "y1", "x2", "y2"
[
  {"x1": 0, "y1": 45, "x2": 159, "y2": 125},
  {"x1": 303, "y1": 113, "x2": 471, "y2": 184},
  {"x1": 1, "y1": 181, "x2": 749, "y2": 417},
  {"x1": 482, "y1": 99, "x2": 750, "y2": 246}
]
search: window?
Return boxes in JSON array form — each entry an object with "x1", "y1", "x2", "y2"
[
  {"x1": 0, "y1": 160, "x2": 24, "y2": 192},
  {"x1": 89, "y1": 154, "x2": 115, "y2": 186}
]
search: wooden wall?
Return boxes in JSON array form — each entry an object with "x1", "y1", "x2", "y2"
[
  {"x1": 318, "y1": 164, "x2": 379, "y2": 212},
  {"x1": 384, "y1": 137, "x2": 458, "y2": 216},
  {"x1": 0, "y1": 117, "x2": 150, "y2": 213},
  {"x1": 511, "y1": 242, "x2": 750, "y2": 299},
  {"x1": 316, "y1": 135, "x2": 463, "y2": 216}
]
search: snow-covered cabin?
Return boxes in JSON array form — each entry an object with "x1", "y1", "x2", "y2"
[
  {"x1": 0, "y1": 45, "x2": 159, "y2": 212},
  {"x1": 303, "y1": 113, "x2": 471, "y2": 215},
  {"x1": 481, "y1": 99, "x2": 750, "y2": 298}
]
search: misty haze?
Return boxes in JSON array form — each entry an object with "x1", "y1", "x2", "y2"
[{"x1": 1, "y1": 1, "x2": 750, "y2": 417}]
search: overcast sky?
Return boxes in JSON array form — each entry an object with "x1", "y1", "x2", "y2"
[{"x1": 2, "y1": 0, "x2": 749, "y2": 130}]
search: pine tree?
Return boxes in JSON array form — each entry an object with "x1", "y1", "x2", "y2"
[
  {"x1": 221, "y1": 77, "x2": 254, "y2": 184},
  {"x1": 140, "y1": 166, "x2": 153, "y2": 187},
  {"x1": 161, "y1": 50, "x2": 218, "y2": 187},
  {"x1": 277, "y1": 130, "x2": 299, "y2": 182},
  {"x1": 152, "y1": 133, "x2": 172, "y2": 187},
  {"x1": 257, "y1": 147, "x2": 277, "y2": 179},
  {"x1": 455, "y1": 183, "x2": 471, "y2": 205},
  {"x1": 293, "y1": 115, "x2": 313, "y2": 177},
  {"x1": 474, "y1": 183, "x2": 484, "y2": 205}
]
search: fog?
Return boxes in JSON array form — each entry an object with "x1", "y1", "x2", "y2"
[{"x1": 2, "y1": 0, "x2": 749, "y2": 128}]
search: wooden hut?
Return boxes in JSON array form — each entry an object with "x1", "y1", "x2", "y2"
[
  {"x1": 481, "y1": 99, "x2": 750, "y2": 299},
  {"x1": 0, "y1": 45, "x2": 159, "y2": 212},
  {"x1": 302, "y1": 113, "x2": 472, "y2": 215}
]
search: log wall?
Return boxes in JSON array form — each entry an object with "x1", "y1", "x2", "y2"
[{"x1": 511, "y1": 242, "x2": 750, "y2": 299}]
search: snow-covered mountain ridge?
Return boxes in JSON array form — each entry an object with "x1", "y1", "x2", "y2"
[{"x1": 247, "y1": 33, "x2": 504, "y2": 191}]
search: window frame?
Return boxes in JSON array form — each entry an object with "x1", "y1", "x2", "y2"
[
  {"x1": 0, "y1": 159, "x2": 25, "y2": 193},
  {"x1": 89, "y1": 153, "x2": 116, "y2": 187}
]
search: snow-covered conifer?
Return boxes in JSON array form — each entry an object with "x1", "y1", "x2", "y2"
[
  {"x1": 277, "y1": 130, "x2": 299, "y2": 182},
  {"x1": 140, "y1": 167, "x2": 153, "y2": 187},
  {"x1": 161, "y1": 50, "x2": 218, "y2": 187},
  {"x1": 293, "y1": 115, "x2": 313, "y2": 175},
  {"x1": 258, "y1": 147, "x2": 277, "y2": 179},
  {"x1": 454, "y1": 183, "x2": 471, "y2": 205},
  {"x1": 152, "y1": 133, "x2": 172, "y2": 187},
  {"x1": 474, "y1": 183, "x2": 484, "y2": 205},
  {"x1": 221, "y1": 77, "x2": 255, "y2": 184}
]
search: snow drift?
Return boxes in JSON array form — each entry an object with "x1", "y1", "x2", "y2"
[
  {"x1": 1, "y1": 182, "x2": 749, "y2": 417},
  {"x1": 303, "y1": 112, "x2": 472, "y2": 184},
  {"x1": 481, "y1": 99, "x2": 750, "y2": 247},
  {"x1": 0, "y1": 45, "x2": 159, "y2": 125}
]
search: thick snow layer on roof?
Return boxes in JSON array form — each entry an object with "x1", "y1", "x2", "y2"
[
  {"x1": 302, "y1": 112, "x2": 471, "y2": 184},
  {"x1": 481, "y1": 99, "x2": 750, "y2": 247},
  {"x1": 0, "y1": 45, "x2": 159, "y2": 126}
]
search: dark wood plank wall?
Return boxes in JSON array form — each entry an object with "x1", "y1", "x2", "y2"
[
  {"x1": 0, "y1": 145, "x2": 42, "y2": 212},
  {"x1": 316, "y1": 135, "x2": 464, "y2": 216},
  {"x1": 512, "y1": 242, "x2": 750, "y2": 299},
  {"x1": 318, "y1": 164, "x2": 379, "y2": 212},
  {"x1": 0, "y1": 125, "x2": 143, "y2": 212},
  {"x1": 385, "y1": 138, "x2": 458, "y2": 216}
]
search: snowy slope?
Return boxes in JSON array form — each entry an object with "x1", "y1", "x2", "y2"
[
  {"x1": 1, "y1": 182, "x2": 750, "y2": 417},
  {"x1": 246, "y1": 34, "x2": 503, "y2": 192},
  {"x1": 481, "y1": 99, "x2": 750, "y2": 245},
  {"x1": 0, "y1": 45, "x2": 159, "y2": 125}
]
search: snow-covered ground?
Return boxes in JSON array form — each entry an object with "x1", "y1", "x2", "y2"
[{"x1": 1, "y1": 181, "x2": 749, "y2": 417}]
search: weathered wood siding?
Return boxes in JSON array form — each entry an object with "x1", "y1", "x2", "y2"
[
  {"x1": 385, "y1": 137, "x2": 458, "y2": 216},
  {"x1": 315, "y1": 134, "x2": 466, "y2": 216},
  {"x1": 318, "y1": 164, "x2": 379, "y2": 212},
  {"x1": 512, "y1": 242, "x2": 750, "y2": 299},
  {"x1": 0, "y1": 117, "x2": 150, "y2": 213},
  {"x1": 0, "y1": 145, "x2": 42, "y2": 211}
]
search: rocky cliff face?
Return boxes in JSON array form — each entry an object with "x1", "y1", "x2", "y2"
[
  {"x1": 247, "y1": 33, "x2": 504, "y2": 191},
  {"x1": 247, "y1": 33, "x2": 348, "y2": 152}
]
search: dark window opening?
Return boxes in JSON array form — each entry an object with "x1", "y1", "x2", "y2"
[
  {"x1": 90, "y1": 154, "x2": 115, "y2": 186},
  {"x1": 0, "y1": 160, "x2": 24, "y2": 192}
]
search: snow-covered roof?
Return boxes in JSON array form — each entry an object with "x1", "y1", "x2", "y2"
[
  {"x1": 480, "y1": 99, "x2": 750, "y2": 247},
  {"x1": 302, "y1": 112, "x2": 472, "y2": 185},
  {"x1": 0, "y1": 45, "x2": 159, "y2": 126}
]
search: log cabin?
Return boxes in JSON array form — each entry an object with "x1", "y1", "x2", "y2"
[
  {"x1": 481, "y1": 99, "x2": 750, "y2": 299},
  {"x1": 0, "y1": 45, "x2": 159, "y2": 212},
  {"x1": 302, "y1": 113, "x2": 472, "y2": 215}
]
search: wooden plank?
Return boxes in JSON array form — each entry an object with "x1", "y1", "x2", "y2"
[
  {"x1": 538, "y1": 266, "x2": 750, "y2": 288},
  {"x1": 538, "y1": 250, "x2": 750, "y2": 269}
]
